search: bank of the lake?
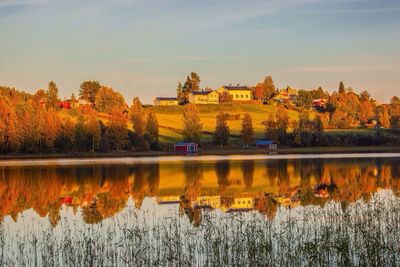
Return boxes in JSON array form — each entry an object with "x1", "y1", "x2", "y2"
[{"x1": 0, "y1": 145, "x2": 400, "y2": 160}]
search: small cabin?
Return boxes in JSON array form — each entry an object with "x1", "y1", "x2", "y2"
[
  {"x1": 174, "y1": 142, "x2": 198, "y2": 154},
  {"x1": 255, "y1": 140, "x2": 277, "y2": 150}
]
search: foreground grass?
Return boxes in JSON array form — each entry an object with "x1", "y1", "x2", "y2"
[{"x1": 1, "y1": 191, "x2": 400, "y2": 266}]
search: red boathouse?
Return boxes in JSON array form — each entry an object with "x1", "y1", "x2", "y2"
[{"x1": 174, "y1": 142, "x2": 198, "y2": 154}]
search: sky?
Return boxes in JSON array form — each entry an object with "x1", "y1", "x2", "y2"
[{"x1": 0, "y1": 0, "x2": 399, "y2": 103}]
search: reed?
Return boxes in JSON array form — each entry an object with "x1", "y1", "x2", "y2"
[{"x1": 1, "y1": 191, "x2": 400, "y2": 266}]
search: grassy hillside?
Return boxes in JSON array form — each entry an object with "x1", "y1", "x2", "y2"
[{"x1": 149, "y1": 103, "x2": 301, "y2": 143}]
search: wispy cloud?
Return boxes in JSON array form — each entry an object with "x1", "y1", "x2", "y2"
[
  {"x1": 120, "y1": 55, "x2": 242, "y2": 63},
  {"x1": 287, "y1": 64, "x2": 390, "y2": 72},
  {"x1": 0, "y1": 0, "x2": 49, "y2": 7}
]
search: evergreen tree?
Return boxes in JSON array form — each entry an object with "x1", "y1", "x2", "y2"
[
  {"x1": 339, "y1": 81, "x2": 345, "y2": 94},
  {"x1": 46, "y1": 81, "x2": 59, "y2": 109},
  {"x1": 213, "y1": 112, "x2": 230, "y2": 146},
  {"x1": 241, "y1": 113, "x2": 254, "y2": 146},
  {"x1": 182, "y1": 104, "x2": 202, "y2": 143},
  {"x1": 276, "y1": 106, "x2": 289, "y2": 144}
]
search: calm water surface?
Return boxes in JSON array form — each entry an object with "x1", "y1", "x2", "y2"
[{"x1": 1, "y1": 154, "x2": 400, "y2": 266}]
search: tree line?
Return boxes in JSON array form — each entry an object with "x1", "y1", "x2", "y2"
[{"x1": 0, "y1": 82, "x2": 159, "y2": 154}]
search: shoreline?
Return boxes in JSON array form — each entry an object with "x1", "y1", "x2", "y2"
[{"x1": 0, "y1": 146, "x2": 399, "y2": 161}]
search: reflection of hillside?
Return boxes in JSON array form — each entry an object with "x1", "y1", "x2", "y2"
[{"x1": 1, "y1": 158, "x2": 400, "y2": 224}]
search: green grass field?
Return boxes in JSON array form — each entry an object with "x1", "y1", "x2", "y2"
[{"x1": 150, "y1": 103, "x2": 301, "y2": 143}]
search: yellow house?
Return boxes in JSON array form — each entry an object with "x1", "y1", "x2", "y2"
[
  {"x1": 153, "y1": 97, "x2": 179, "y2": 106},
  {"x1": 189, "y1": 90, "x2": 219, "y2": 104},
  {"x1": 216, "y1": 85, "x2": 252, "y2": 101}
]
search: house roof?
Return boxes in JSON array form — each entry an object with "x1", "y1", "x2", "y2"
[
  {"x1": 222, "y1": 85, "x2": 251, "y2": 91},
  {"x1": 155, "y1": 97, "x2": 178, "y2": 101},
  {"x1": 191, "y1": 90, "x2": 213, "y2": 95},
  {"x1": 256, "y1": 140, "x2": 275, "y2": 145},
  {"x1": 174, "y1": 142, "x2": 198, "y2": 146}
]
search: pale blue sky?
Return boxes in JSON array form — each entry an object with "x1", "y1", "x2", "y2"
[{"x1": 0, "y1": 0, "x2": 399, "y2": 103}]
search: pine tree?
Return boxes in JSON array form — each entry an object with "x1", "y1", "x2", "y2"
[
  {"x1": 46, "y1": 81, "x2": 59, "y2": 109},
  {"x1": 213, "y1": 112, "x2": 229, "y2": 146},
  {"x1": 241, "y1": 113, "x2": 254, "y2": 146},
  {"x1": 339, "y1": 81, "x2": 345, "y2": 94},
  {"x1": 182, "y1": 104, "x2": 202, "y2": 143}
]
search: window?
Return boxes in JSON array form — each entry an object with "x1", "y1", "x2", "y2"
[
  {"x1": 236, "y1": 94, "x2": 238, "y2": 98},
  {"x1": 245, "y1": 95, "x2": 248, "y2": 98},
  {"x1": 241, "y1": 94, "x2": 243, "y2": 98}
]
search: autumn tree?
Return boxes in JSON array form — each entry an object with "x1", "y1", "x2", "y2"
[
  {"x1": 219, "y1": 91, "x2": 233, "y2": 103},
  {"x1": 241, "y1": 113, "x2": 254, "y2": 146},
  {"x1": 129, "y1": 97, "x2": 146, "y2": 136},
  {"x1": 213, "y1": 112, "x2": 230, "y2": 146},
  {"x1": 86, "y1": 110, "x2": 100, "y2": 151},
  {"x1": 264, "y1": 114, "x2": 278, "y2": 142},
  {"x1": 359, "y1": 100, "x2": 375, "y2": 125},
  {"x1": 42, "y1": 108, "x2": 62, "y2": 150},
  {"x1": 95, "y1": 86, "x2": 125, "y2": 113},
  {"x1": 310, "y1": 87, "x2": 329, "y2": 100},
  {"x1": 106, "y1": 109, "x2": 128, "y2": 151},
  {"x1": 297, "y1": 90, "x2": 313, "y2": 109},
  {"x1": 182, "y1": 104, "x2": 202, "y2": 143},
  {"x1": 0, "y1": 97, "x2": 20, "y2": 152},
  {"x1": 145, "y1": 110, "x2": 159, "y2": 147},
  {"x1": 263, "y1": 76, "x2": 276, "y2": 100},
  {"x1": 74, "y1": 114, "x2": 90, "y2": 152},
  {"x1": 46, "y1": 81, "x2": 59, "y2": 109},
  {"x1": 79, "y1": 81, "x2": 101, "y2": 104},
  {"x1": 376, "y1": 105, "x2": 390, "y2": 128},
  {"x1": 390, "y1": 96, "x2": 400, "y2": 130},
  {"x1": 276, "y1": 106, "x2": 289, "y2": 144}
]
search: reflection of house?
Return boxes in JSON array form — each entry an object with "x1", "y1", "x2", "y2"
[
  {"x1": 193, "y1": 196, "x2": 221, "y2": 209},
  {"x1": 153, "y1": 97, "x2": 179, "y2": 106},
  {"x1": 156, "y1": 196, "x2": 181, "y2": 204},
  {"x1": 216, "y1": 85, "x2": 252, "y2": 101},
  {"x1": 226, "y1": 197, "x2": 254, "y2": 212},
  {"x1": 189, "y1": 90, "x2": 219, "y2": 104},
  {"x1": 274, "y1": 88, "x2": 298, "y2": 104}
]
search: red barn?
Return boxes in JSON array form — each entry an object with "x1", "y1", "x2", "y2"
[{"x1": 174, "y1": 142, "x2": 198, "y2": 154}]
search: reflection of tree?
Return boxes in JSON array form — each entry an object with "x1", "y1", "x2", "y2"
[
  {"x1": 183, "y1": 162, "x2": 203, "y2": 201},
  {"x1": 242, "y1": 161, "x2": 254, "y2": 188},
  {"x1": 255, "y1": 194, "x2": 278, "y2": 221},
  {"x1": 131, "y1": 164, "x2": 160, "y2": 209},
  {"x1": 179, "y1": 196, "x2": 202, "y2": 227},
  {"x1": 82, "y1": 202, "x2": 103, "y2": 224},
  {"x1": 215, "y1": 161, "x2": 230, "y2": 192}
]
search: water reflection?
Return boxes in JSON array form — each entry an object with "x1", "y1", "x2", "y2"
[{"x1": 1, "y1": 158, "x2": 400, "y2": 225}]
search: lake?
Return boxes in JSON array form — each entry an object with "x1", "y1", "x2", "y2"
[{"x1": 1, "y1": 154, "x2": 400, "y2": 266}]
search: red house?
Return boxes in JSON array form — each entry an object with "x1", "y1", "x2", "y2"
[{"x1": 174, "y1": 142, "x2": 198, "y2": 154}]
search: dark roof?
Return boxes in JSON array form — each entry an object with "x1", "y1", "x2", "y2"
[
  {"x1": 155, "y1": 97, "x2": 178, "y2": 101},
  {"x1": 174, "y1": 142, "x2": 198, "y2": 146},
  {"x1": 222, "y1": 85, "x2": 251, "y2": 91},
  {"x1": 256, "y1": 140, "x2": 274, "y2": 145},
  {"x1": 191, "y1": 90, "x2": 213, "y2": 95}
]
